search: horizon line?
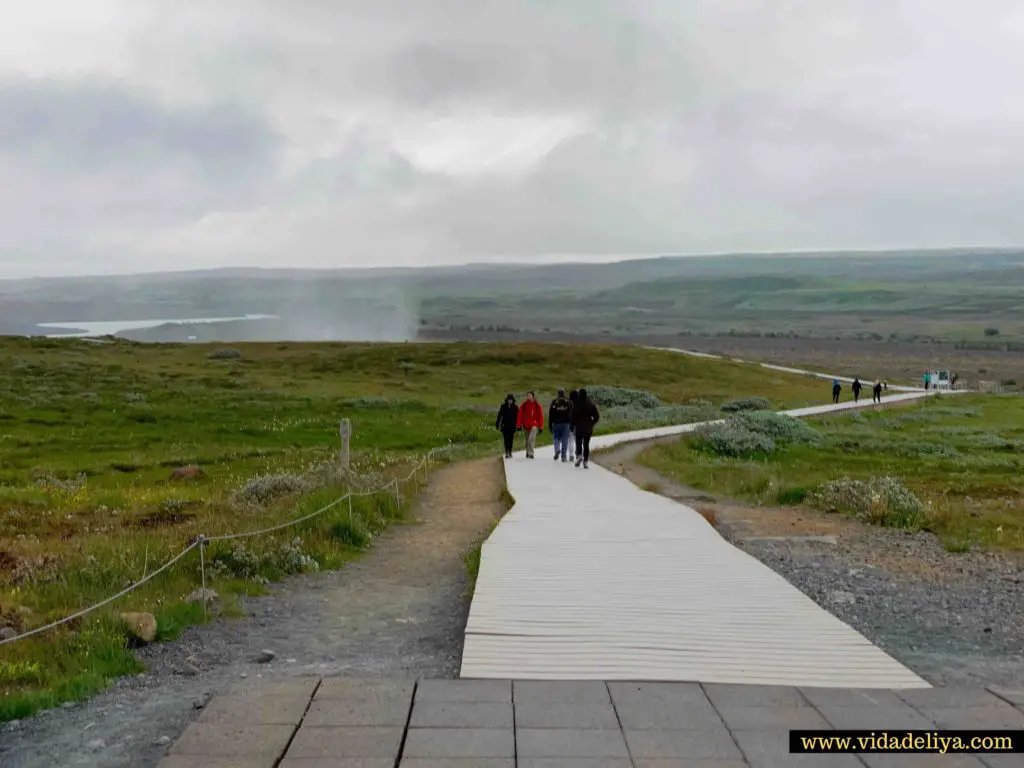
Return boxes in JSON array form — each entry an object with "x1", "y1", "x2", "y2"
[{"x1": 2, "y1": 244, "x2": 1020, "y2": 282}]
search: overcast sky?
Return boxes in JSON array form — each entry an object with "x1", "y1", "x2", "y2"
[{"x1": 3, "y1": 1, "x2": 1024, "y2": 278}]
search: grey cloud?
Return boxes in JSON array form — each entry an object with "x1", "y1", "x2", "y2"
[
  {"x1": 4, "y1": 1, "x2": 1024, "y2": 278},
  {"x1": 0, "y1": 75, "x2": 280, "y2": 178}
]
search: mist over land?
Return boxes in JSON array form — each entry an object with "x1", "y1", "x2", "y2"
[{"x1": 1, "y1": 249, "x2": 1022, "y2": 351}]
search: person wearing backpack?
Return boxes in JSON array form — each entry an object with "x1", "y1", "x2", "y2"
[
  {"x1": 516, "y1": 390, "x2": 544, "y2": 459},
  {"x1": 548, "y1": 388, "x2": 573, "y2": 462},
  {"x1": 571, "y1": 388, "x2": 600, "y2": 469},
  {"x1": 495, "y1": 393, "x2": 519, "y2": 459}
]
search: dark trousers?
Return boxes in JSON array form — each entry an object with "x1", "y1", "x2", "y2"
[
  {"x1": 853, "y1": 390, "x2": 861, "y2": 402},
  {"x1": 575, "y1": 433, "x2": 592, "y2": 462},
  {"x1": 832, "y1": 389, "x2": 840, "y2": 403},
  {"x1": 501, "y1": 430, "x2": 516, "y2": 455}
]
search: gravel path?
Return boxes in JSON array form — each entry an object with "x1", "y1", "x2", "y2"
[
  {"x1": 0, "y1": 457, "x2": 508, "y2": 768},
  {"x1": 597, "y1": 440, "x2": 1024, "y2": 689}
]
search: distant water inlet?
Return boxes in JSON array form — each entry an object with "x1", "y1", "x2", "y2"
[{"x1": 38, "y1": 315, "x2": 279, "y2": 338}]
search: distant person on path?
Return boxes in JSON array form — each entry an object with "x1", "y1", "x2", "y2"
[
  {"x1": 951, "y1": 372, "x2": 959, "y2": 389},
  {"x1": 924, "y1": 371, "x2": 930, "y2": 390},
  {"x1": 852, "y1": 378, "x2": 863, "y2": 403},
  {"x1": 517, "y1": 390, "x2": 544, "y2": 459},
  {"x1": 873, "y1": 380, "x2": 883, "y2": 403},
  {"x1": 571, "y1": 388, "x2": 600, "y2": 469},
  {"x1": 548, "y1": 388, "x2": 573, "y2": 462},
  {"x1": 495, "y1": 394, "x2": 519, "y2": 459},
  {"x1": 832, "y1": 379, "x2": 842, "y2": 404},
  {"x1": 568, "y1": 389, "x2": 579, "y2": 462}
]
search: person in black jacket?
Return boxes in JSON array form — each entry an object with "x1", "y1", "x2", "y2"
[
  {"x1": 852, "y1": 378, "x2": 863, "y2": 403},
  {"x1": 571, "y1": 387, "x2": 600, "y2": 468},
  {"x1": 495, "y1": 393, "x2": 519, "y2": 459},
  {"x1": 548, "y1": 388, "x2": 573, "y2": 462}
]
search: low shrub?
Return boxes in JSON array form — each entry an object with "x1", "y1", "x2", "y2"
[
  {"x1": 720, "y1": 397, "x2": 771, "y2": 413},
  {"x1": 693, "y1": 421, "x2": 776, "y2": 457},
  {"x1": 603, "y1": 404, "x2": 717, "y2": 427},
  {"x1": 209, "y1": 537, "x2": 319, "y2": 584},
  {"x1": 207, "y1": 348, "x2": 243, "y2": 361},
  {"x1": 236, "y1": 473, "x2": 311, "y2": 505},
  {"x1": 586, "y1": 385, "x2": 662, "y2": 410},
  {"x1": 731, "y1": 411, "x2": 822, "y2": 445},
  {"x1": 808, "y1": 477, "x2": 925, "y2": 529}
]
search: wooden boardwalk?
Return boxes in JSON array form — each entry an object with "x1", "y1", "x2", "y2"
[{"x1": 461, "y1": 394, "x2": 935, "y2": 688}]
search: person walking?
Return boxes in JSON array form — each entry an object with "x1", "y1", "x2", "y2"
[
  {"x1": 548, "y1": 388, "x2": 573, "y2": 462},
  {"x1": 567, "y1": 389, "x2": 579, "y2": 462},
  {"x1": 923, "y1": 371, "x2": 930, "y2": 390},
  {"x1": 852, "y1": 377, "x2": 863, "y2": 403},
  {"x1": 517, "y1": 390, "x2": 544, "y2": 459},
  {"x1": 571, "y1": 387, "x2": 600, "y2": 469},
  {"x1": 495, "y1": 394, "x2": 519, "y2": 459},
  {"x1": 832, "y1": 379, "x2": 842, "y2": 404}
]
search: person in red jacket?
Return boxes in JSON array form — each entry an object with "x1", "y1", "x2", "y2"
[{"x1": 516, "y1": 390, "x2": 544, "y2": 459}]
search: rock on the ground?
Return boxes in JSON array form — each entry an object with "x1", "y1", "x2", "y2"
[
  {"x1": 193, "y1": 693, "x2": 212, "y2": 710},
  {"x1": 86, "y1": 739, "x2": 105, "y2": 752},
  {"x1": 186, "y1": 587, "x2": 219, "y2": 604},
  {"x1": 171, "y1": 465, "x2": 204, "y2": 481},
  {"x1": 153, "y1": 735, "x2": 171, "y2": 746},
  {"x1": 0, "y1": 626, "x2": 17, "y2": 640},
  {"x1": 253, "y1": 649, "x2": 276, "y2": 664},
  {"x1": 829, "y1": 590, "x2": 857, "y2": 605},
  {"x1": 120, "y1": 612, "x2": 157, "y2": 644}
]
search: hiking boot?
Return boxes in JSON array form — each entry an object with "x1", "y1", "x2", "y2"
[
  {"x1": 575, "y1": 457, "x2": 582, "y2": 468},
  {"x1": 583, "y1": 461, "x2": 589, "y2": 469},
  {"x1": 561, "y1": 457, "x2": 568, "y2": 463}
]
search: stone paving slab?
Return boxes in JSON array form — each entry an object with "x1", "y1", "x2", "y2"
[
  {"x1": 514, "y1": 698, "x2": 621, "y2": 729},
  {"x1": 285, "y1": 726, "x2": 404, "y2": 760},
  {"x1": 859, "y1": 755, "x2": 988, "y2": 767},
  {"x1": 157, "y1": 757, "x2": 280, "y2": 768},
  {"x1": 517, "y1": 727, "x2": 630, "y2": 758},
  {"x1": 416, "y1": 678, "x2": 511, "y2": 702},
  {"x1": 315, "y1": 677, "x2": 415, "y2": 699},
  {"x1": 196, "y1": 694, "x2": 311, "y2": 725},
  {"x1": 169, "y1": 723, "x2": 296, "y2": 760},
  {"x1": 400, "y1": 760, "x2": 514, "y2": 768},
  {"x1": 410, "y1": 700, "x2": 514, "y2": 728},
  {"x1": 162, "y1": 678, "x2": 1024, "y2": 767},
  {"x1": 625, "y1": 729, "x2": 744, "y2": 761},
  {"x1": 402, "y1": 727, "x2": 516, "y2": 759},
  {"x1": 279, "y1": 759, "x2": 396, "y2": 768},
  {"x1": 304, "y1": 694, "x2": 413, "y2": 727}
]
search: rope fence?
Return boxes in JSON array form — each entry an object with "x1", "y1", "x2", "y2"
[{"x1": 0, "y1": 441, "x2": 476, "y2": 647}]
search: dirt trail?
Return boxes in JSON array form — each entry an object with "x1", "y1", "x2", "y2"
[
  {"x1": 1, "y1": 457, "x2": 509, "y2": 768},
  {"x1": 595, "y1": 440, "x2": 1024, "y2": 689}
]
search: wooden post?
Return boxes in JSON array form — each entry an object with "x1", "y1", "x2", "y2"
[{"x1": 339, "y1": 419, "x2": 351, "y2": 469}]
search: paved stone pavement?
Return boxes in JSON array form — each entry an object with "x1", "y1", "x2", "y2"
[{"x1": 159, "y1": 678, "x2": 1024, "y2": 767}]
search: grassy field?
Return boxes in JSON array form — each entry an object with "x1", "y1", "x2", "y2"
[
  {"x1": 0, "y1": 337, "x2": 829, "y2": 719},
  {"x1": 640, "y1": 394, "x2": 1024, "y2": 552}
]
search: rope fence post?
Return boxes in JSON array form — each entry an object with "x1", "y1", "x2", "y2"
[
  {"x1": 347, "y1": 493, "x2": 353, "y2": 524},
  {"x1": 198, "y1": 535, "x2": 208, "y2": 621},
  {"x1": 393, "y1": 478, "x2": 401, "y2": 510}
]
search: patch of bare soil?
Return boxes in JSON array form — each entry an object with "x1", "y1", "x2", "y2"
[
  {"x1": 596, "y1": 440, "x2": 1024, "y2": 688},
  {"x1": 1, "y1": 457, "x2": 509, "y2": 768}
]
